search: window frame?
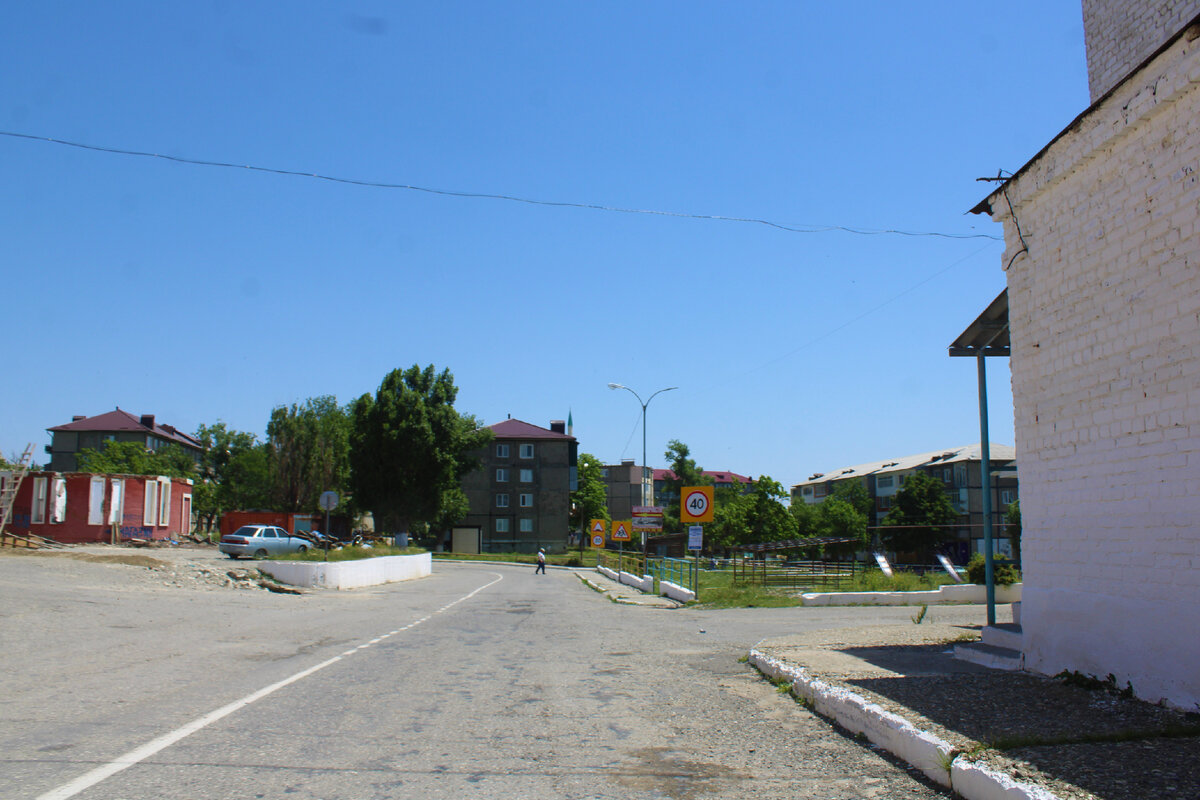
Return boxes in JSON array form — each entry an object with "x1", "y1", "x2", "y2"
[
  {"x1": 496, "y1": 444, "x2": 510, "y2": 458},
  {"x1": 519, "y1": 493, "x2": 533, "y2": 507},
  {"x1": 519, "y1": 518, "x2": 533, "y2": 533},
  {"x1": 519, "y1": 443, "x2": 534, "y2": 459},
  {"x1": 495, "y1": 493, "x2": 509, "y2": 508},
  {"x1": 31, "y1": 477, "x2": 47, "y2": 524},
  {"x1": 496, "y1": 467, "x2": 509, "y2": 482}
]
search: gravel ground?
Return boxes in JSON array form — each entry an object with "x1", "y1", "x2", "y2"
[{"x1": 756, "y1": 622, "x2": 1200, "y2": 800}]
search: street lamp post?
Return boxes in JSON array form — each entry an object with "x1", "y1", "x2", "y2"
[{"x1": 607, "y1": 383, "x2": 677, "y2": 507}]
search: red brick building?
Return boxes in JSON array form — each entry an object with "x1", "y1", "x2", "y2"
[{"x1": 4, "y1": 471, "x2": 194, "y2": 544}]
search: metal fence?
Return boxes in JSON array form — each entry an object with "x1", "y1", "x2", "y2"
[
  {"x1": 646, "y1": 557, "x2": 697, "y2": 593},
  {"x1": 597, "y1": 549, "x2": 645, "y2": 577},
  {"x1": 729, "y1": 558, "x2": 864, "y2": 590}
]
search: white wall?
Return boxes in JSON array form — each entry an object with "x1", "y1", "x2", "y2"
[{"x1": 988, "y1": 27, "x2": 1200, "y2": 709}]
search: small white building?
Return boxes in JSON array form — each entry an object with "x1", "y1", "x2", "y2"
[{"x1": 971, "y1": 1, "x2": 1200, "y2": 708}]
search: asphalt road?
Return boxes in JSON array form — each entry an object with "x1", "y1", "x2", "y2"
[{"x1": 0, "y1": 551, "x2": 953, "y2": 799}]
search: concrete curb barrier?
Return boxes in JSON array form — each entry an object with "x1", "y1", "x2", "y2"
[
  {"x1": 596, "y1": 565, "x2": 618, "y2": 581},
  {"x1": 748, "y1": 649, "x2": 1061, "y2": 800},
  {"x1": 659, "y1": 580, "x2": 695, "y2": 603},
  {"x1": 801, "y1": 583, "x2": 1022, "y2": 607},
  {"x1": 258, "y1": 553, "x2": 432, "y2": 590},
  {"x1": 618, "y1": 571, "x2": 654, "y2": 592}
]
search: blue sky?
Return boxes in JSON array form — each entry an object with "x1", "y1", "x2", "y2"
[{"x1": 3, "y1": 2, "x2": 1088, "y2": 488}]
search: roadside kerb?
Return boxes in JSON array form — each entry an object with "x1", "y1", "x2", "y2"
[
  {"x1": 748, "y1": 649, "x2": 1062, "y2": 800},
  {"x1": 258, "y1": 553, "x2": 432, "y2": 589},
  {"x1": 618, "y1": 570, "x2": 653, "y2": 592},
  {"x1": 801, "y1": 583, "x2": 1022, "y2": 607},
  {"x1": 659, "y1": 580, "x2": 695, "y2": 603}
]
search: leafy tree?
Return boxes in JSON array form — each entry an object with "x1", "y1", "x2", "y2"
[
  {"x1": 192, "y1": 422, "x2": 270, "y2": 531},
  {"x1": 661, "y1": 439, "x2": 711, "y2": 531},
  {"x1": 880, "y1": 471, "x2": 959, "y2": 558},
  {"x1": 76, "y1": 440, "x2": 194, "y2": 479},
  {"x1": 741, "y1": 476, "x2": 798, "y2": 544},
  {"x1": 1005, "y1": 499, "x2": 1022, "y2": 563},
  {"x1": 830, "y1": 480, "x2": 873, "y2": 520},
  {"x1": 814, "y1": 497, "x2": 869, "y2": 557},
  {"x1": 789, "y1": 498, "x2": 820, "y2": 537},
  {"x1": 266, "y1": 396, "x2": 352, "y2": 512},
  {"x1": 571, "y1": 453, "x2": 609, "y2": 534},
  {"x1": 349, "y1": 365, "x2": 492, "y2": 533}
]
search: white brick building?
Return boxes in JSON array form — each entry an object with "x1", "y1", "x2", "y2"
[{"x1": 972, "y1": 2, "x2": 1200, "y2": 708}]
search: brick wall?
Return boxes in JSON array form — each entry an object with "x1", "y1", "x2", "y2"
[
  {"x1": 987, "y1": 27, "x2": 1200, "y2": 709},
  {"x1": 1082, "y1": 0, "x2": 1200, "y2": 101}
]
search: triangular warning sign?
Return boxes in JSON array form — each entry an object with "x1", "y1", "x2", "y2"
[{"x1": 590, "y1": 520, "x2": 605, "y2": 533}]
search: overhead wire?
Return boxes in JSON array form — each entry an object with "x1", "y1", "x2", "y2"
[{"x1": 0, "y1": 129, "x2": 1002, "y2": 242}]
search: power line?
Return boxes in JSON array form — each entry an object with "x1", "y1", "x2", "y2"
[{"x1": 0, "y1": 129, "x2": 1002, "y2": 242}]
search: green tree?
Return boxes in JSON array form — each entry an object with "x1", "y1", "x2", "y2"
[
  {"x1": 880, "y1": 471, "x2": 959, "y2": 558},
  {"x1": 76, "y1": 440, "x2": 194, "y2": 479},
  {"x1": 193, "y1": 422, "x2": 270, "y2": 531},
  {"x1": 349, "y1": 365, "x2": 492, "y2": 533},
  {"x1": 741, "y1": 476, "x2": 798, "y2": 544},
  {"x1": 830, "y1": 480, "x2": 873, "y2": 519},
  {"x1": 814, "y1": 497, "x2": 869, "y2": 556},
  {"x1": 661, "y1": 439, "x2": 711, "y2": 531},
  {"x1": 571, "y1": 453, "x2": 609, "y2": 534},
  {"x1": 1005, "y1": 499, "x2": 1022, "y2": 563},
  {"x1": 266, "y1": 396, "x2": 352, "y2": 513},
  {"x1": 789, "y1": 497, "x2": 820, "y2": 537}
]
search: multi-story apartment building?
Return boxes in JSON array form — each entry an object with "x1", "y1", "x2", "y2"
[
  {"x1": 791, "y1": 444, "x2": 1018, "y2": 562},
  {"x1": 45, "y1": 409, "x2": 204, "y2": 472},
  {"x1": 651, "y1": 468, "x2": 753, "y2": 509},
  {"x1": 456, "y1": 418, "x2": 577, "y2": 554}
]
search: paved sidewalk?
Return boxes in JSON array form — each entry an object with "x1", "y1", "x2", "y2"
[
  {"x1": 751, "y1": 618, "x2": 1200, "y2": 800},
  {"x1": 577, "y1": 569, "x2": 681, "y2": 608}
]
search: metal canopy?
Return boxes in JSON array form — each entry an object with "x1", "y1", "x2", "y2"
[{"x1": 949, "y1": 289, "x2": 1010, "y2": 357}]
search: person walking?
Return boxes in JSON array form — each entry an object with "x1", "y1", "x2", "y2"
[{"x1": 535, "y1": 548, "x2": 546, "y2": 575}]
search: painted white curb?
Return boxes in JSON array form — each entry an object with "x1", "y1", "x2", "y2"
[
  {"x1": 748, "y1": 649, "x2": 1062, "y2": 800},
  {"x1": 258, "y1": 553, "x2": 432, "y2": 590},
  {"x1": 596, "y1": 566, "x2": 619, "y2": 581},
  {"x1": 659, "y1": 580, "x2": 695, "y2": 603},
  {"x1": 618, "y1": 571, "x2": 654, "y2": 592},
  {"x1": 801, "y1": 583, "x2": 1022, "y2": 607}
]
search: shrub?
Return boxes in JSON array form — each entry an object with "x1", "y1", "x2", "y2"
[{"x1": 966, "y1": 552, "x2": 1020, "y2": 586}]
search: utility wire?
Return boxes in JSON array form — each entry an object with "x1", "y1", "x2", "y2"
[{"x1": 1, "y1": 129, "x2": 1002, "y2": 242}]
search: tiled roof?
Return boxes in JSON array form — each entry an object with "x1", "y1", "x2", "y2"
[
  {"x1": 48, "y1": 408, "x2": 203, "y2": 449},
  {"x1": 653, "y1": 468, "x2": 752, "y2": 484},
  {"x1": 488, "y1": 419, "x2": 574, "y2": 440}
]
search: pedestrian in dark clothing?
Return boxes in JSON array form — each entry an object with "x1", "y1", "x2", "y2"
[{"x1": 535, "y1": 548, "x2": 546, "y2": 574}]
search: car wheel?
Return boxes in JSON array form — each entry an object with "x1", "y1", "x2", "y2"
[
  {"x1": 255, "y1": 549, "x2": 268, "y2": 559},
  {"x1": 297, "y1": 545, "x2": 307, "y2": 553},
  {"x1": 226, "y1": 554, "x2": 239, "y2": 560}
]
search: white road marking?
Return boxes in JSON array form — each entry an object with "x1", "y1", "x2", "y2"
[{"x1": 37, "y1": 572, "x2": 504, "y2": 800}]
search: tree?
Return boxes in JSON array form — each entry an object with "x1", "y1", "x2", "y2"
[
  {"x1": 741, "y1": 476, "x2": 798, "y2": 544},
  {"x1": 265, "y1": 396, "x2": 352, "y2": 513},
  {"x1": 880, "y1": 471, "x2": 959, "y2": 558},
  {"x1": 830, "y1": 480, "x2": 873, "y2": 520},
  {"x1": 76, "y1": 440, "x2": 195, "y2": 479},
  {"x1": 349, "y1": 365, "x2": 492, "y2": 533},
  {"x1": 570, "y1": 453, "x2": 609, "y2": 534},
  {"x1": 790, "y1": 498, "x2": 820, "y2": 537},
  {"x1": 1005, "y1": 499, "x2": 1022, "y2": 563},
  {"x1": 193, "y1": 422, "x2": 270, "y2": 531},
  {"x1": 814, "y1": 497, "x2": 869, "y2": 556},
  {"x1": 661, "y1": 439, "x2": 710, "y2": 531}
]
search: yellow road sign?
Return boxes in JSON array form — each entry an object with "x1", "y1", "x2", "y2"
[
  {"x1": 680, "y1": 485, "x2": 714, "y2": 523},
  {"x1": 612, "y1": 520, "x2": 632, "y2": 541},
  {"x1": 589, "y1": 519, "x2": 607, "y2": 548}
]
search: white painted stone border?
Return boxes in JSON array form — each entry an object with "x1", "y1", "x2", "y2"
[
  {"x1": 257, "y1": 553, "x2": 432, "y2": 590},
  {"x1": 748, "y1": 649, "x2": 1062, "y2": 800},
  {"x1": 596, "y1": 565, "x2": 619, "y2": 581},
  {"x1": 659, "y1": 580, "x2": 695, "y2": 603},
  {"x1": 618, "y1": 571, "x2": 654, "y2": 592},
  {"x1": 801, "y1": 583, "x2": 1022, "y2": 606}
]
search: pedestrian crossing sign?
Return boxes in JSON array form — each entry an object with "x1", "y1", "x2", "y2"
[{"x1": 612, "y1": 520, "x2": 632, "y2": 541}]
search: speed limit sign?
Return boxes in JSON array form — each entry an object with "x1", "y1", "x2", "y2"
[{"x1": 680, "y1": 485, "x2": 714, "y2": 523}]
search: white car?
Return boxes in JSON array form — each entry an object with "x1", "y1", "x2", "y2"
[{"x1": 218, "y1": 525, "x2": 311, "y2": 559}]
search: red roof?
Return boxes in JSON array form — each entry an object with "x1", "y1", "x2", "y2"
[
  {"x1": 653, "y1": 468, "x2": 752, "y2": 484},
  {"x1": 48, "y1": 409, "x2": 202, "y2": 449},
  {"x1": 487, "y1": 419, "x2": 574, "y2": 440}
]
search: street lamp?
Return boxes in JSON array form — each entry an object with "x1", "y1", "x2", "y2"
[{"x1": 607, "y1": 383, "x2": 677, "y2": 506}]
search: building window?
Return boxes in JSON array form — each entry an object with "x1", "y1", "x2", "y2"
[
  {"x1": 496, "y1": 444, "x2": 510, "y2": 458},
  {"x1": 158, "y1": 477, "x2": 171, "y2": 527},
  {"x1": 942, "y1": 468, "x2": 952, "y2": 483},
  {"x1": 496, "y1": 468, "x2": 509, "y2": 482},
  {"x1": 144, "y1": 479, "x2": 158, "y2": 526},
  {"x1": 51, "y1": 478, "x2": 67, "y2": 523},
  {"x1": 519, "y1": 493, "x2": 533, "y2": 507},
  {"x1": 31, "y1": 477, "x2": 47, "y2": 524},
  {"x1": 520, "y1": 468, "x2": 533, "y2": 483},
  {"x1": 519, "y1": 518, "x2": 533, "y2": 533},
  {"x1": 496, "y1": 493, "x2": 509, "y2": 508},
  {"x1": 814, "y1": 485, "x2": 826, "y2": 498},
  {"x1": 1000, "y1": 490, "x2": 1014, "y2": 506},
  {"x1": 876, "y1": 475, "x2": 894, "y2": 489},
  {"x1": 495, "y1": 518, "x2": 509, "y2": 533},
  {"x1": 88, "y1": 476, "x2": 106, "y2": 526},
  {"x1": 519, "y1": 444, "x2": 534, "y2": 459},
  {"x1": 899, "y1": 474, "x2": 907, "y2": 486},
  {"x1": 954, "y1": 466, "x2": 967, "y2": 486},
  {"x1": 877, "y1": 495, "x2": 893, "y2": 511},
  {"x1": 801, "y1": 486, "x2": 813, "y2": 496}
]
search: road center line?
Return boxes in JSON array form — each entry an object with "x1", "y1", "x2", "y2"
[{"x1": 36, "y1": 572, "x2": 504, "y2": 800}]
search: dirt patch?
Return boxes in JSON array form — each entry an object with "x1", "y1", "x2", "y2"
[{"x1": 1, "y1": 550, "x2": 171, "y2": 569}]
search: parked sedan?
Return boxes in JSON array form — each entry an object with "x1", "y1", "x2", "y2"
[{"x1": 219, "y1": 524, "x2": 311, "y2": 559}]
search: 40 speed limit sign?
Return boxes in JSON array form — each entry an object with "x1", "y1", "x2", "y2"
[{"x1": 680, "y1": 485, "x2": 714, "y2": 523}]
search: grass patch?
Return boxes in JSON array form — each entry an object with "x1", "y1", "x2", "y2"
[
  {"x1": 694, "y1": 583, "x2": 805, "y2": 608},
  {"x1": 273, "y1": 545, "x2": 424, "y2": 562},
  {"x1": 847, "y1": 569, "x2": 956, "y2": 593}
]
